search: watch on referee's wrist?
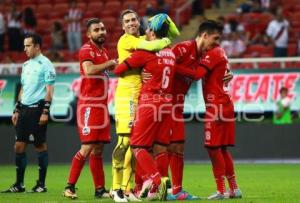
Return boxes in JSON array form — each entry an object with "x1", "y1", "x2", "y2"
[
  {"x1": 42, "y1": 110, "x2": 49, "y2": 116},
  {"x1": 43, "y1": 101, "x2": 51, "y2": 110},
  {"x1": 13, "y1": 101, "x2": 21, "y2": 114}
]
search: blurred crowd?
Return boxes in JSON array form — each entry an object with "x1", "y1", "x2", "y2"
[
  {"x1": 215, "y1": 0, "x2": 300, "y2": 58},
  {"x1": 0, "y1": 0, "x2": 174, "y2": 63}
]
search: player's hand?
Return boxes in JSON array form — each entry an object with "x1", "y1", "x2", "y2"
[
  {"x1": 39, "y1": 111, "x2": 49, "y2": 125},
  {"x1": 12, "y1": 112, "x2": 19, "y2": 126},
  {"x1": 141, "y1": 71, "x2": 152, "y2": 83},
  {"x1": 223, "y1": 71, "x2": 233, "y2": 85},
  {"x1": 108, "y1": 59, "x2": 118, "y2": 70}
]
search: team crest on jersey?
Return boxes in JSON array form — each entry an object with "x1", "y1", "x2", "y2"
[
  {"x1": 90, "y1": 51, "x2": 95, "y2": 58},
  {"x1": 82, "y1": 127, "x2": 91, "y2": 135},
  {"x1": 29, "y1": 134, "x2": 35, "y2": 141}
]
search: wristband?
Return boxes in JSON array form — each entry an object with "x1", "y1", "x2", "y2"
[
  {"x1": 42, "y1": 110, "x2": 49, "y2": 116},
  {"x1": 44, "y1": 101, "x2": 51, "y2": 110},
  {"x1": 13, "y1": 101, "x2": 21, "y2": 113}
]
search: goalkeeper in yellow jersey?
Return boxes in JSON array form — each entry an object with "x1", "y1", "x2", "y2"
[{"x1": 111, "y1": 9, "x2": 179, "y2": 202}]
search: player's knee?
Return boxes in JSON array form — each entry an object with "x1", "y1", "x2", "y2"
[
  {"x1": 168, "y1": 143, "x2": 184, "y2": 154},
  {"x1": 34, "y1": 143, "x2": 47, "y2": 152},
  {"x1": 79, "y1": 144, "x2": 93, "y2": 157},
  {"x1": 92, "y1": 143, "x2": 104, "y2": 155},
  {"x1": 14, "y1": 142, "x2": 26, "y2": 153},
  {"x1": 153, "y1": 144, "x2": 167, "y2": 156}
]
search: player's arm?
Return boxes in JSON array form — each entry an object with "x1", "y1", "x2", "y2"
[
  {"x1": 126, "y1": 35, "x2": 171, "y2": 51},
  {"x1": 114, "y1": 51, "x2": 146, "y2": 76},
  {"x1": 12, "y1": 88, "x2": 23, "y2": 126},
  {"x1": 175, "y1": 64, "x2": 208, "y2": 80},
  {"x1": 39, "y1": 63, "x2": 56, "y2": 125},
  {"x1": 82, "y1": 60, "x2": 118, "y2": 75}
]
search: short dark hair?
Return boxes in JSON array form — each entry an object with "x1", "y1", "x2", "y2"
[
  {"x1": 24, "y1": 33, "x2": 42, "y2": 47},
  {"x1": 280, "y1": 87, "x2": 288, "y2": 93},
  {"x1": 197, "y1": 20, "x2": 223, "y2": 36},
  {"x1": 86, "y1": 18, "x2": 101, "y2": 29},
  {"x1": 152, "y1": 21, "x2": 169, "y2": 38},
  {"x1": 120, "y1": 9, "x2": 139, "y2": 22}
]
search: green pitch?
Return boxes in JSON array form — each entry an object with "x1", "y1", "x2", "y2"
[{"x1": 0, "y1": 164, "x2": 300, "y2": 203}]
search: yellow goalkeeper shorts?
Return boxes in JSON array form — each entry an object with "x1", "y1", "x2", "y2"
[{"x1": 114, "y1": 75, "x2": 141, "y2": 134}]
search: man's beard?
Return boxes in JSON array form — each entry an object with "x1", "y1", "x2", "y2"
[{"x1": 92, "y1": 36, "x2": 105, "y2": 46}]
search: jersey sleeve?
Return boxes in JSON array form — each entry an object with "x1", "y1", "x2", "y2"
[
  {"x1": 172, "y1": 42, "x2": 189, "y2": 63},
  {"x1": 122, "y1": 34, "x2": 171, "y2": 51},
  {"x1": 79, "y1": 47, "x2": 95, "y2": 64},
  {"x1": 136, "y1": 37, "x2": 171, "y2": 51},
  {"x1": 199, "y1": 47, "x2": 226, "y2": 71},
  {"x1": 175, "y1": 63, "x2": 207, "y2": 80},
  {"x1": 44, "y1": 61, "x2": 56, "y2": 85},
  {"x1": 114, "y1": 51, "x2": 149, "y2": 75}
]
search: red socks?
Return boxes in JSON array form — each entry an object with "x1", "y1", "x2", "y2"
[
  {"x1": 207, "y1": 148, "x2": 226, "y2": 194},
  {"x1": 68, "y1": 151, "x2": 86, "y2": 185},
  {"x1": 133, "y1": 148, "x2": 161, "y2": 186},
  {"x1": 169, "y1": 152, "x2": 184, "y2": 194},
  {"x1": 89, "y1": 153, "x2": 105, "y2": 189},
  {"x1": 154, "y1": 152, "x2": 169, "y2": 177},
  {"x1": 222, "y1": 149, "x2": 238, "y2": 190}
]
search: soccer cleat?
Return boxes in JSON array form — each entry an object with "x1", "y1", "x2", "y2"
[
  {"x1": 157, "y1": 177, "x2": 169, "y2": 201},
  {"x1": 111, "y1": 189, "x2": 128, "y2": 203},
  {"x1": 207, "y1": 191, "x2": 225, "y2": 200},
  {"x1": 139, "y1": 179, "x2": 153, "y2": 198},
  {"x1": 31, "y1": 181, "x2": 47, "y2": 193},
  {"x1": 224, "y1": 188, "x2": 242, "y2": 199},
  {"x1": 1, "y1": 183, "x2": 25, "y2": 193},
  {"x1": 63, "y1": 185, "x2": 77, "y2": 199},
  {"x1": 167, "y1": 190, "x2": 200, "y2": 200},
  {"x1": 125, "y1": 191, "x2": 142, "y2": 202},
  {"x1": 95, "y1": 187, "x2": 110, "y2": 198}
]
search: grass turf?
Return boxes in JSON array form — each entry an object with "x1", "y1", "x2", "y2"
[{"x1": 0, "y1": 164, "x2": 299, "y2": 202}]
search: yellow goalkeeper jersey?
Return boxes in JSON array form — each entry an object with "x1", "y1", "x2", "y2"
[{"x1": 117, "y1": 33, "x2": 145, "y2": 87}]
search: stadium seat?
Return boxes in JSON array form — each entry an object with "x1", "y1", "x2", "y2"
[
  {"x1": 258, "y1": 62, "x2": 280, "y2": 69},
  {"x1": 21, "y1": 0, "x2": 36, "y2": 5},
  {"x1": 77, "y1": 2, "x2": 87, "y2": 11},
  {"x1": 139, "y1": 0, "x2": 157, "y2": 10},
  {"x1": 105, "y1": 1, "x2": 121, "y2": 15},
  {"x1": 53, "y1": 3, "x2": 69, "y2": 17},
  {"x1": 101, "y1": 17, "x2": 117, "y2": 32},
  {"x1": 36, "y1": 19, "x2": 51, "y2": 35},
  {"x1": 36, "y1": 4, "x2": 53, "y2": 17},
  {"x1": 100, "y1": 10, "x2": 115, "y2": 18},
  {"x1": 38, "y1": 0, "x2": 53, "y2": 4},
  {"x1": 43, "y1": 34, "x2": 52, "y2": 49},
  {"x1": 122, "y1": 0, "x2": 139, "y2": 10},
  {"x1": 288, "y1": 44, "x2": 297, "y2": 56},
  {"x1": 87, "y1": 2, "x2": 104, "y2": 14}
]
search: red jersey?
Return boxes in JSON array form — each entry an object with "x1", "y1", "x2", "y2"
[
  {"x1": 172, "y1": 40, "x2": 200, "y2": 112},
  {"x1": 78, "y1": 41, "x2": 110, "y2": 104},
  {"x1": 115, "y1": 48, "x2": 176, "y2": 103},
  {"x1": 199, "y1": 46, "x2": 231, "y2": 105}
]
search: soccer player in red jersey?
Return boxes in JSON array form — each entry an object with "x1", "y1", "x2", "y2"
[
  {"x1": 114, "y1": 14, "x2": 176, "y2": 201},
  {"x1": 63, "y1": 18, "x2": 118, "y2": 199},
  {"x1": 173, "y1": 20, "x2": 242, "y2": 200}
]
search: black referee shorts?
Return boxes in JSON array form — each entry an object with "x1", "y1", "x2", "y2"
[{"x1": 15, "y1": 101, "x2": 47, "y2": 146}]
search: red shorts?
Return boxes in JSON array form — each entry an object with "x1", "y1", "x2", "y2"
[
  {"x1": 204, "y1": 103, "x2": 235, "y2": 147},
  {"x1": 170, "y1": 112, "x2": 185, "y2": 143},
  {"x1": 130, "y1": 102, "x2": 172, "y2": 148},
  {"x1": 77, "y1": 103, "x2": 110, "y2": 144}
]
